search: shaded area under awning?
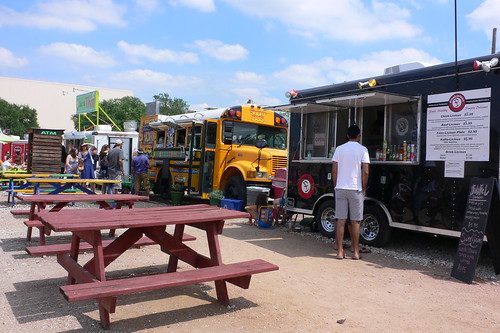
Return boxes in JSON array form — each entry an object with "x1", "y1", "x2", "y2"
[{"x1": 270, "y1": 91, "x2": 419, "y2": 113}]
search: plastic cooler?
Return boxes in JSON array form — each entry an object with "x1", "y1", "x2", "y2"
[
  {"x1": 271, "y1": 168, "x2": 287, "y2": 199},
  {"x1": 220, "y1": 198, "x2": 244, "y2": 211},
  {"x1": 246, "y1": 186, "x2": 270, "y2": 206}
]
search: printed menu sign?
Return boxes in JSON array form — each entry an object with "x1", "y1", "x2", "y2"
[
  {"x1": 426, "y1": 88, "x2": 491, "y2": 161},
  {"x1": 451, "y1": 177, "x2": 494, "y2": 283}
]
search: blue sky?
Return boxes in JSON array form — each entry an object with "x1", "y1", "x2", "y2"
[{"x1": 0, "y1": 0, "x2": 499, "y2": 109}]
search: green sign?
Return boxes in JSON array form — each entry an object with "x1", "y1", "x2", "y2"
[
  {"x1": 40, "y1": 130, "x2": 58, "y2": 136},
  {"x1": 76, "y1": 91, "x2": 99, "y2": 114}
]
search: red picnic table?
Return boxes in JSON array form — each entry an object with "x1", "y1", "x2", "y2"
[
  {"x1": 33, "y1": 204, "x2": 279, "y2": 329},
  {"x1": 14, "y1": 194, "x2": 149, "y2": 245}
]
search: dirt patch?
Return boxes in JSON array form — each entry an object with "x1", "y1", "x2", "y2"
[{"x1": 0, "y1": 197, "x2": 498, "y2": 332}]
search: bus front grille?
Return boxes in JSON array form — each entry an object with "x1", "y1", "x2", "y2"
[{"x1": 271, "y1": 156, "x2": 287, "y2": 175}]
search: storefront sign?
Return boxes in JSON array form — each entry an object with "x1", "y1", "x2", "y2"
[
  {"x1": 76, "y1": 91, "x2": 99, "y2": 114},
  {"x1": 426, "y1": 88, "x2": 490, "y2": 161}
]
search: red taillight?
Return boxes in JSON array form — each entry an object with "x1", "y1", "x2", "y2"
[{"x1": 229, "y1": 109, "x2": 235, "y2": 116}]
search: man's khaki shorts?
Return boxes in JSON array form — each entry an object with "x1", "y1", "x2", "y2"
[{"x1": 335, "y1": 189, "x2": 364, "y2": 221}]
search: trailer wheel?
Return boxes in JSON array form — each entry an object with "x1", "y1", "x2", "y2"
[
  {"x1": 316, "y1": 200, "x2": 335, "y2": 238},
  {"x1": 224, "y1": 174, "x2": 246, "y2": 206},
  {"x1": 360, "y1": 205, "x2": 391, "y2": 247}
]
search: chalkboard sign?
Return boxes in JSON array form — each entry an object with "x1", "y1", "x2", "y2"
[{"x1": 451, "y1": 177, "x2": 495, "y2": 283}]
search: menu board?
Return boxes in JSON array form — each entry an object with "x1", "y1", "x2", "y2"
[
  {"x1": 426, "y1": 88, "x2": 491, "y2": 161},
  {"x1": 451, "y1": 177, "x2": 494, "y2": 283}
]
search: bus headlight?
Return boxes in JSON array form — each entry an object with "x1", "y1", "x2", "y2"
[
  {"x1": 256, "y1": 172, "x2": 268, "y2": 178},
  {"x1": 246, "y1": 171, "x2": 268, "y2": 179}
]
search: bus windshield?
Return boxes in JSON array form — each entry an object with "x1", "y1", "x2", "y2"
[{"x1": 227, "y1": 122, "x2": 287, "y2": 149}]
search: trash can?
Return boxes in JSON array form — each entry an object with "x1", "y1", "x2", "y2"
[{"x1": 246, "y1": 186, "x2": 270, "y2": 206}]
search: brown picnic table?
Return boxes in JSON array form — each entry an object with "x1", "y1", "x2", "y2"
[
  {"x1": 34, "y1": 204, "x2": 279, "y2": 329},
  {"x1": 15, "y1": 194, "x2": 149, "y2": 245}
]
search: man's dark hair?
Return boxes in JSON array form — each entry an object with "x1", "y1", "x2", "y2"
[{"x1": 347, "y1": 124, "x2": 361, "y2": 139}]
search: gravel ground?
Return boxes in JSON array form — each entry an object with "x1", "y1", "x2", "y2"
[
  {"x1": 0, "y1": 193, "x2": 499, "y2": 332},
  {"x1": 285, "y1": 220, "x2": 499, "y2": 282}
]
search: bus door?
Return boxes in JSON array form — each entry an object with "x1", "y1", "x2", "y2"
[
  {"x1": 186, "y1": 123, "x2": 203, "y2": 193},
  {"x1": 200, "y1": 120, "x2": 218, "y2": 195}
]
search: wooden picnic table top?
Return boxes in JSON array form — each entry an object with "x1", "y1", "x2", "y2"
[
  {"x1": 26, "y1": 177, "x2": 119, "y2": 184},
  {"x1": 37, "y1": 204, "x2": 250, "y2": 232},
  {"x1": 18, "y1": 194, "x2": 149, "y2": 203}
]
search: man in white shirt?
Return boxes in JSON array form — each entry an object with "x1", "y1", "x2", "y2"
[{"x1": 331, "y1": 125, "x2": 370, "y2": 260}]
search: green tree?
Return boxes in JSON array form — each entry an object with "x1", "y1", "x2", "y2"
[
  {"x1": 0, "y1": 98, "x2": 39, "y2": 137},
  {"x1": 72, "y1": 96, "x2": 146, "y2": 130},
  {"x1": 153, "y1": 93, "x2": 189, "y2": 115}
]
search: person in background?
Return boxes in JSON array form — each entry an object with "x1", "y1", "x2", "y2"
[
  {"x1": 331, "y1": 124, "x2": 370, "y2": 260},
  {"x1": 132, "y1": 149, "x2": 150, "y2": 196},
  {"x1": 12, "y1": 150, "x2": 22, "y2": 165},
  {"x1": 78, "y1": 142, "x2": 96, "y2": 191},
  {"x1": 2, "y1": 157, "x2": 11, "y2": 171},
  {"x1": 65, "y1": 148, "x2": 79, "y2": 174},
  {"x1": 61, "y1": 140, "x2": 68, "y2": 173},
  {"x1": 91, "y1": 146, "x2": 98, "y2": 178},
  {"x1": 4, "y1": 152, "x2": 10, "y2": 162},
  {"x1": 107, "y1": 139, "x2": 124, "y2": 194},
  {"x1": 98, "y1": 144, "x2": 110, "y2": 194}
]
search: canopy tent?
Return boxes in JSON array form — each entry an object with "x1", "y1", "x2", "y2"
[{"x1": 0, "y1": 132, "x2": 18, "y2": 143}]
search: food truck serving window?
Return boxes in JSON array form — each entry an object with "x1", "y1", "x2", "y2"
[
  {"x1": 301, "y1": 105, "x2": 348, "y2": 159},
  {"x1": 361, "y1": 100, "x2": 421, "y2": 163}
]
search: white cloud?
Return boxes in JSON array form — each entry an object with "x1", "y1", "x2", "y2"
[
  {"x1": 39, "y1": 42, "x2": 116, "y2": 67},
  {"x1": 0, "y1": 47, "x2": 28, "y2": 68},
  {"x1": 230, "y1": 87, "x2": 281, "y2": 106},
  {"x1": 234, "y1": 71, "x2": 265, "y2": 83},
  {"x1": 117, "y1": 41, "x2": 198, "y2": 64},
  {"x1": 194, "y1": 39, "x2": 248, "y2": 61},
  {"x1": 169, "y1": 0, "x2": 215, "y2": 12},
  {"x1": 111, "y1": 69, "x2": 202, "y2": 89},
  {"x1": 134, "y1": 0, "x2": 160, "y2": 12},
  {"x1": 466, "y1": 0, "x2": 500, "y2": 37},
  {"x1": 0, "y1": 0, "x2": 126, "y2": 32},
  {"x1": 222, "y1": 0, "x2": 420, "y2": 42},
  {"x1": 273, "y1": 48, "x2": 442, "y2": 88}
]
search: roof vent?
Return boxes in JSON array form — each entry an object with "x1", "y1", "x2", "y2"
[{"x1": 383, "y1": 62, "x2": 424, "y2": 75}]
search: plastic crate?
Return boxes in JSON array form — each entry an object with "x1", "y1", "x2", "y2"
[{"x1": 220, "y1": 198, "x2": 244, "y2": 211}]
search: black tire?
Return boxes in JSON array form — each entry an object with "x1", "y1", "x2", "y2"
[
  {"x1": 224, "y1": 174, "x2": 247, "y2": 207},
  {"x1": 360, "y1": 205, "x2": 391, "y2": 247},
  {"x1": 316, "y1": 200, "x2": 335, "y2": 238}
]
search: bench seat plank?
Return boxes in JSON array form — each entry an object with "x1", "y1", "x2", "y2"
[
  {"x1": 61, "y1": 259, "x2": 278, "y2": 301},
  {"x1": 10, "y1": 209, "x2": 30, "y2": 216},
  {"x1": 26, "y1": 234, "x2": 196, "y2": 256}
]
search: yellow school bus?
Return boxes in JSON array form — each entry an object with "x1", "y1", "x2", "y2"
[{"x1": 141, "y1": 104, "x2": 288, "y2": 202}]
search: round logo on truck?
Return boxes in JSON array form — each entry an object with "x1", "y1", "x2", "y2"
[
  {"x1": 448, "y1": 93, "x2": 466, "y2": 112},
  {"x1": 298, "y1": 173, "x2": 315, "y2": 199}
]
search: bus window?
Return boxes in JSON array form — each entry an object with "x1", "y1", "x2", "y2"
[
  {"x1": 205, "y1": 122, "x2": 217, "y2": 148},
  {"x1": 176, "y1": 128, "x2": 186, "y2": 147},
  {"x1": 223, "y1": 121, "x2": 234, "y2": 144},
  {"x1": 257, "y1": 126, "x2": 287, "y2": 149},
  {"x1": 187, "y1": 125, "x2": 203, "y2": 150}
]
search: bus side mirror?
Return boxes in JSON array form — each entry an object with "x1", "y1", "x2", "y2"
[{"x1": 255, "y1": 139, "x2": 268, "y2": 149}]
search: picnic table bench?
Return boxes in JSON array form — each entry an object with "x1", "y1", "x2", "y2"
[
  {"x1": 16, "y1": 194, "x2": 149, "y2": 245},
  {"x1": 35, "y1": 204, "x2": 278, "y2": 329}
]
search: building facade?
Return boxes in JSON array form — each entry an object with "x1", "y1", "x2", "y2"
[{"x1": 0, "y1": 76, "x2": 133, "y2": 131}]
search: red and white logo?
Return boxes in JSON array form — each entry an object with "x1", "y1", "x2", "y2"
[
  {"x1": 448, "y1": 93, "x2": 466, "y2": 112},
  {"x1": 298, "y1": 173, "x2": 315, "y2": 199}
]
